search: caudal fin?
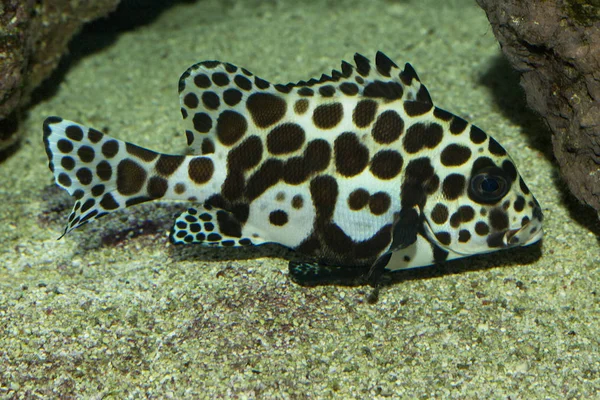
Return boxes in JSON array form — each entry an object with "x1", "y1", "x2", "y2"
[{"x1": 43, "y1": 116, "x2": 203, "y2": 235}]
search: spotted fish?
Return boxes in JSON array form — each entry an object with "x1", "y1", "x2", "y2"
[{"x1": 43, "y1": 51, "x2": 543, "y2": 282}]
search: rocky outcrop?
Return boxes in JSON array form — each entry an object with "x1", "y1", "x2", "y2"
[
  {"x1": 477, "y1": 0, "x2": 600, "y2": 215},
  {"x1": 0, "y1": 0, "x2": 120, "y2": 150}
]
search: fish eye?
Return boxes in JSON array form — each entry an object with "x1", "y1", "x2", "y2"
[{"x1": 469, "y1": 167, "x2": 509, "y2": 204}]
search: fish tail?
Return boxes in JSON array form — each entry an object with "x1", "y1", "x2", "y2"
[{"x1": 43, "y1": 117, "x2": 217, "y2": 235}]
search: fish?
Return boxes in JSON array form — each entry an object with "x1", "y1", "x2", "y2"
[{"x1": 43, "y1": 51, "x2": 543, "y2": 283}]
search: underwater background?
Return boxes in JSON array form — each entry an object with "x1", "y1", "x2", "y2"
[{"x1": 1, "y1": 0, "x2": 598, "y2": 397}]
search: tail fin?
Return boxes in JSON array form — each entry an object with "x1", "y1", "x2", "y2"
[{"x1": 43, "y1": 117, "x2": 200, "y2": 236}]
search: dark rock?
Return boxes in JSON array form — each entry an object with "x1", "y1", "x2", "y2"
[
  {"x1": 477, "y1": 0, "x2": 600, "y2": 214},
  {"x1": 0, "y1": 0, "x2": 121, "y2": 151}
]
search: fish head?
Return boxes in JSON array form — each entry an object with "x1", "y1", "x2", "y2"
[{"x1": 421, "y1": 129, "x2": 543, "y2": 257}]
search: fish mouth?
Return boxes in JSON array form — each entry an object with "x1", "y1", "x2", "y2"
[{"x1": 505, "y1": 222, "x2": 543, "y2": 247}]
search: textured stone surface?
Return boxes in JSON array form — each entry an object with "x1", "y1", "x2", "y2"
[
  {"x1": 477, "y1": 0, "x2": 600, "y2": 215},
  {"x1": 0, "y1": 0, "x2": 120, "y2": 150}
]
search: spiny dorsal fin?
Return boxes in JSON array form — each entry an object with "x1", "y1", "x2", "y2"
[{"x1": 177, "y1": 52, "x2": 433, "y2": 155}]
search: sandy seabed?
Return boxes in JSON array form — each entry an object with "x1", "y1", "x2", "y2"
[{"x1": 1, "y1": 0, "x2": 598, "y2": 398}]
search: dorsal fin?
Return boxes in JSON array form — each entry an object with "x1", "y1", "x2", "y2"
[
  {"x1": 277, "y1": 51, "x2": 432, "y2": 104},
  {"x1": 177, "y1": 52, "x2": 432, "y2": 154}
]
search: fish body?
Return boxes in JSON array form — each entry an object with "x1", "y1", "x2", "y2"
[{"x1": 43, "y1": 51, "x2": 543, "y2": 281}]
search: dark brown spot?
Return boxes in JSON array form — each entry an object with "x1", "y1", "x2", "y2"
[
  {"x1": 61, "y1": 156, "x2": 75, "y2": 170},
  {"x1": 489, "y1": 208, "x2": 509, "y2": 230},
  {"x1": 514, "y1": 196, "x2": 525, "y2": 212},
  {"x1": 458, "y1": 230, "x2": 471, "y2": 243},
  {"x1": 370, "y1": 150, "x2": 403, "y2": 180},
  {"x1": 223, "y1": 88, "x2": 243, "y2": 106},
  {"x1": 184, "y1": 93, "x2": 199, "y2": 109},
  {"x1": 450, "y1": 116, "x2": 468, "y2": 134},
  {"x1": 339, "y1": 82, "x2": 359, "y2": 95},
  {"x1": 403, "y1": 122, "x2": 444, "y2": 153},
  {"x1": 91, "y1": 184, "x2": 105, "y2": 197},
  {"x1": 201, "y1": 138, "x2": 215, "y2": 154},
  {"x1": 404, "y1": 101, "x2": 433, "y2": 117},
  {"x1": 294, "y1": 99, "x2": 309, "y2": 115},
  {"x1": 353, "y1": 100, "x2": 378, "y2": 128},
  {"x1": 96, "y1": 160, "x2": 112, "y2": 181},
  {"x1": 292, "y1": 194, "x2": 304, "y2": 209},
  {"x1": 369, "y1": 192, "x2": 391, "y2": 215},
  {"x1": 212, "y1": 72, "x2": 229, "y2": 86},
  {"x1": 312, "y1": 103, "x2": 343, "y2": 129},
  {"x1": 217, "y1": 210, "x2": 242, "y2": 237},
  {"x1": 363, "y1": 81, "x2": 404, "y2": 100},
  {"x1": 319, "y1": 85, "x2": 336, "y2": 97},
  {"x1": 100, "y1": 193, "x2": 119, "y2": 210},
  {"x1": 102, "y1": 140, "x2": 119, "y2": 158},
  {"x1": 193, "y1": 112, "x2": 212, "y2": 133},
  {"x1": 224, "y1": 63, "x2": 237, "y2": 73},
  {"x1": 65, "y1": 125, "x2": 84, "y2": 141},
  {"x1": 475, "y1": 221, "x2": 490, "y2": 236},
  {"x1": 202, "y1": 91, "x2": 220, "y2": 110},
  {"x1": 246, "y1": 93, "x2": 287, "y2": 128},
  {"x1": 76, "y1": 168, "x2": 92, "y2": 185},
  {"x1": 155, "y1": 155, "x2": 184, "y2": 176},
  {"x1": 58, "y1": 173, "x2": 71, "y2": 187},
  {"x1": 148, "y1": 176, "x2": 168, "y2": 198},
  {"x1": 488, "y1": 137, "x2": 506, "y2": 156},
  {"x1": 433, "y1": 107, "x2": 453, "y2": 121},
  {"x1": 269, "y1": 210, "x2": 289, "y2": 226},
  {"x1": 174, "y1": 183, "x2": 186, "y2": 194},
  {"x1": 441, "y1": 144, "x2": 472, "y2": 167},
  {"x1": 77, "y1": 146, "x2": 95, "y2": 163},
  {"x1": 348, "y1": 189, "x2": 369, "y2": 210},
  {"x1": 185, "y1": 130, "x2": 194, "y2": 146},
  {"x1": 194, "y1": 74, "x2": 211, "y2": 88},
  {"x1": 502, "y1": 160, "x2": 517, "y2": 182},
  {"x1": 117, "y1": 159, "x2": 146, "y2": 195},
  {"x1": 449, "y1": 205, "x2": 475, "y2": 228},
  {"x1": 519, "y1": 177, "x2": 530, "y2": 195},
  {"x1": 88, "y1": 128, "x2": 103, "y2": 143},
  {"x1": 264, "y1": 124, "x2": 306, "y2": 156},
  {"x1": 216, "y1": 110, "x2": 247, "y2": 145},
  {"x1": 126, "y1": 143, "x2": 157, "y2": 162},
  {"x1": 372, "y1": 110, "x2": 404, "y2": 144},
  {"x1": 470, "y1": 125, "x2": 487, "y2": 144},
  {"x1": 431, "y1": 203, "x2": 449, "y2": 225},
  {"x1": 57, "y1": 139, "x2": 73, "y2": 153},
  {"x1": 234, "y1": 74, "x2": 252, "y2": 90},
  {"x1": 310, "y1": 175, "x2": 338, "y2": 221},
  {"x1": 297, "y1": 87, "x2": 314, "y2": 96},
  {"x1": 255, "y1": 77, "x2": 270, "y2": 89},
  {"x1": 274, "y1": 84, "x2": 292, "y2": 93},
  {"x1": 283, "y1": 157, "x2": 309, "y2": 185},
  {"x1": 188, "y1": 157, "x2": 214, "y2": 184},
  {"x1": 334, "y1": 132, "x2": 369, "y2": 177},
  {"x1": 442, "y1": 174, "x2": 466, "y2": 200},
  {"x1": 401, "y1": 157, "x2": 434, "y2": 209},
  {"x1": 304, "y1": 139, "x2": 331, "y2": 173},
  {"x1": 435, "y1": 231, "x2": 451, "y2": 246}
]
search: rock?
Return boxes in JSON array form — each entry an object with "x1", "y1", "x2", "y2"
[
  {"x1": 477, "y1": 0, "x2": 600, "y2": 215},
  {"x1": 0, "y1": 0, "x2": 121, "y2": 151}
]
